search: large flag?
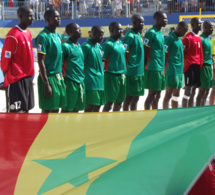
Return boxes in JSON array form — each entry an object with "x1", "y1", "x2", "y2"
[{"x1": 1, "y1": 106, "x2": 215, "y2": 195}]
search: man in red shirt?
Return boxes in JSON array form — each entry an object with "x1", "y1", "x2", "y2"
[
  {"x1": 0, "y1": 7, "x2": 35, "y2": 112},
  {"x1": 182, "y1": 17, "x2": 203, "y2": 107}
]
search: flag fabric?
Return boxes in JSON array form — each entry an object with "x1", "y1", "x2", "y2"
[{"x1": 0, "y1": 106, "x2": 215, "y2": 195}]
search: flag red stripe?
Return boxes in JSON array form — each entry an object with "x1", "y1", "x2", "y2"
[{"x1": 0, "y1": 113, "x2": 48, "y2": 195}]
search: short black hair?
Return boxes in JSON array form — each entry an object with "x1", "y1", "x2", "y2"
[
  {"x1": 109, "y1": 22, "x2": 120, "y2": 32},
  {"x1": 131, "y1": 14, "x2": 143, "y2": 24},
  {"x1": 190, "y1": 17, "x2": 200, "y2": 25},
  {"x1": 153, "y1": 11, "x2": 164, "y2": 20},
  {"x1": 91, "y1": 25, "x2": 103, "y2": 34},
  {"x1": 17, "y1": 6, "x2": 31, "y2": 17},
  {"x1": 44, "y1": 9, "x2": 57, "y2": 21},
  {"x1": 203, "y1": 20, "x2": 213, "y2": 28},
  {"x1": 178, "y1": 21, "x2": 188, "y2": 28},
  {"x1": 65, "y1": 23, "x2": 77, "y2": 35}
]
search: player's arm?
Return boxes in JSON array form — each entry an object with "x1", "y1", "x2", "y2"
[
  {"x1": 81, "y1": 44, "x2": 90, "y2": 71},
  {"x1": 0, "y1": 36, "x2": 17, "y2": 75},
  {"x1": 164, "y1": 35, "x2": 173, "y2": 66},
  {"x1": 143, "y1": 31, "x2": 154, "y2": 67},
  {"x1": 122, "y1": 34, "x2": 133, "y2": 65},
  {"x1": 101, "y1": 42, "x2": 110, "y2": 70},
  {"x1": 62, "y1": 43, "x2": 69, "y2": 76},
  {"x1": 182, "y1": 36, "x2": 189, "y2": 54}
]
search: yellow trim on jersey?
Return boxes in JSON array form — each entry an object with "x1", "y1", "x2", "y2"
[
  {"x1": 144, "y1": 44, "x2": 150, "y2": 48},
  {"x1": 37, "y1": 51, "x2": 46, "y2": 55}
]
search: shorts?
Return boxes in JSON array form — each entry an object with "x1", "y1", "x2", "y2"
[
  {"x1": 86, "y1": 90, "x2": 105, "y2": 106},
  {"x1": 104, "y1": 72, "x2": 126, "y2": 103},
  {"x1": 115, "y1": 2, "x2": 122, "y2": 9},
  {"x1": 191, "y1": 0, "x2": 198, "y2": 6},
  {"x1": 144, "y1": 69, "x2": 165, "y2": 91},
  {"x1": 177, "y1": 0, "x2": 183, "y2": 4},
  {"x1": 165, "y1": 75, "x2": 183, "y2": 89},
  {"x1": 63, "y1": 77, "x2": 86, "y2": 111},
  {"x1": 126, "y1": 75, "x2": 144, "y2": 96},
  {"x1": 167, "y1": 1, "x2": 173, "y2": 8},
  {"x1": 199, "y1": 0, "x2": 206, "y2": 3},
  {"x1": 200, "y1": 64, "x2": 213, "y2": 89},
  {"x1": 38, "y1": 73, "x2": 67, "y2": 110},
  {"x1": 79, "y1": 3, "x2": 87, "y2": 14},
  {"x1": 184, "y1": 64, "x2": 201, "y2": 87},
  {"x1": 130, "y1": 4, "x2": 134, "y2": 11},
  {"x1": 6, "y1": 77, "x2": 34, "y2": 112}
]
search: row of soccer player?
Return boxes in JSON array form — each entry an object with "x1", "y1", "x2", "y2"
[{"x1": 1, "y1": 7, "x2": 215, "y2": 113}]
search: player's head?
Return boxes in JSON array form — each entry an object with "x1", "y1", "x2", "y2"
[
  {"x1": 17, "y1": 6, "x2": 34, "y2": 27},
  {"x1": 176, "y1": 21, "x2": 188, "y2": 37},
  {"x1": 66, "y1": 23, "x2": 82, "y2": 39},
  {"x1": 88, "y1": 30, "x2": 91, "y2": 38},
  {"x1": 44, "y1": 9, "x2": 61, "y2": 27},
  {"x1": 153, "y1": 11, "x2": 168, "y2": 27},
  {"x1": 91, "y1": 25, "x2": 104, "y2": 43},
  {"x1": 131, "y1": 14, "x2": 144, "y2": 32},
  {"x1": 109, "y1": 22, "x2": 123, "y2": 39},
  {"x1": 190, "y1": 17, "x2": 202, "y2": 32},
  {"x1": 203, "y1": 21, "x2": 213, "y2": 36}
]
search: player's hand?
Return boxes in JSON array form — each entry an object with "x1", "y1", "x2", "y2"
[{"x1": 44, "y1": 83, "x2": 52, "y2": 98}]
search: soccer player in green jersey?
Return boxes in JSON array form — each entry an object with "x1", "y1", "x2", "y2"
[
  {"x1": 209, "y1": 33, "x2": 215, "y2": 105},
  {"x1": 144, "y1": 11, "x2": 167, "y2": 110},
  {"x1": 82, "y1": 25, "x2": 105, "y2": 112},
  {"x1": 163, "y1": 21, "x2": 188, "y2": 109},
  {"x1": 196, "y1": 21, "x2": 214, "y2": 106},
  {"x1": 35, "y1": 9, "x2": 66, "y2": 113},
  {"x1": 61, "y1": 23, "x2": 86, "y2": 112},
  {"x1": 102, "y1": 22, "x2": 126, "y2": 112},
  {"x1": 122, "y1": 14, "x2": 145, "y2": 111}
]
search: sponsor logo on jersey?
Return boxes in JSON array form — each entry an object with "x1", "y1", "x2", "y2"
[
  {"x1": 38, "y1": 44, "x2": 42, "y2": 51},
  {"x1": 165, "y1": 45, "x2": 168, "y2": 51},
  {"x1": 5, "y1": 51, "x2": 11, "y2": 58},
  {"x1": 124, "y1": 44, "x2": 128, "y2": 50},
  {"x1": 143, "y1": 38, "x2": 149, "y2": 45}
]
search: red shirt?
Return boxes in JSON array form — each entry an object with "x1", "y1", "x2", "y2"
[
  {"x1": 182, "y1": 31, "x2": 203, "y2": 73},
  {"x1": 1, "y1": 26, "x2": 34, "y2": 87},
  {"x1": 188, "y1": 161, "x2": 215, "y2": 195}
]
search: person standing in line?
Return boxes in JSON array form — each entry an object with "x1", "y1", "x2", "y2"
[
  {"x1": 163, "y1": 21, "x2": 188, "y2": 109},
  {"x1": 196, "y1": 21, "x2": 214, "y2": 106},
  {"x1": 61, "y1": 23, "x2": 86, "y2": 113},
  {"x1": 82, "y1": 25, "x2": 105, "y2": 112},
  {"x1": 102, "y1": 22, "x2": 126, "y2": 112},
  {"x1": 182, "y1": 17, "x2": 203, "y2": 108},
  {"x1": 1, "y1": 7, "x2": 35, "y2": 113},
  {"x1": 144, "y1": 11, "x2": 168, "y2": 110},
  {"x1": 209, "y1": 34, "x2": 215, "y2": 105},
  {"x1": 35, "y1": 9, "x2": 66, "y2": 113},
  {"x1": 122, "y1": 14, "x2": 144, "y2": 111}
]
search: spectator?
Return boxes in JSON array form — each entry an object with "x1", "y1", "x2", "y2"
[
  {"x1": 111, "y1": 0, "x2": 116, "y2": 17},
  {"x1": 79, "y1": 0, "x2": 87, "y2": 17},
  {"x1": 7, "y1": 0, "x2": 14, "y2": 7},
  {"x1": 191, "y1": 0, "x2": 198, "y2": 12},
  {"x1": 115, "y1": 0, "x2": 122, "y2": 17},
  {"x1": 62, "y1": 0, "x2": 70, "y2": 17},
  {"x1": 199, "y1": 0, "x2": 206, "y2": 11},
  {"x1": 176, "y1": 0, "x2": 183, "y2": 12}
]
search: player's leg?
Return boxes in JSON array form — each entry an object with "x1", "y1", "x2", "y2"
[
  {"x1": 163, "y1": 87, "x2": 174, "y2": 109},
  {"x1": 202, "y1": 89, "x2": 209, "y2": 106},
  {"x1": 144, "y1": 90, "x2": 157, "y2": 110},
  {"x1": 209, "y1": 84, "x2": 215, "y2": 105},
  {"x1": 93, "y1": 105, "x2": 101, "y2": 112},
  {"x1": 113, "y1": 101, "x2": 123, "y2": 111},
  {"x1": 188, "y1": 87, "x2": 196, "y2": 107},
  {"x1": 172, "y1": 88, "x2": 180, "y2": 108},
  {"x1": 130, "y1": 96, "x2": 139, "y2": 110},
  {"x1": 85, "y1": 105, "x2": 94, "y2": 112},
  {"x1": 103, "y1": 101, "x2": 114, "y2": 112},
  {"x1": 123, "y1": 95, "x2": 133, "y2": 111},
  {"x1": 196, "y1": 88, "x2": 206, "y2": 106},
  {"x1": 182, "y1": 86, "x2": 192, "y2": 107},
  {"x1": 152, "y1": 91, "x2": 161, "y2": 109}
]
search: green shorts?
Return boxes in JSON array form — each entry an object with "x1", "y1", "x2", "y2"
[
  {"x1": 165, "y1": 75, "x2": 183, "y2": 89},
  {"x1": 63, "y1": 77, "x2": 86, "y2": 111},
  {"x1": 86, "y1": 90, "x2": 105, "y2": 106},
  {"x1": 144, "y1": 69, "x2": 165, "y2": 91},
  {"x1": 200, "y1": 64, "x2": 213, "y2": 89},
  {"x1": 38, "y1": 73, "x2": 67, "y2": 110},
  {"x1": 104, "y1": 72, "x2": 126, "y2": 103},
  {"x1": 126, "y1": 75, "x2": 144, "y2": 96}
]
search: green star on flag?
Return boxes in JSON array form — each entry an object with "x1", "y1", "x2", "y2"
[{"x1": 34, "y1": 144, "x2": 116, "y2": 194}]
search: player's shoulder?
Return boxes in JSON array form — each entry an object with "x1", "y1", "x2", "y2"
[{"x1": 82, "y1": 41, "x2": 91, "y2": 50}]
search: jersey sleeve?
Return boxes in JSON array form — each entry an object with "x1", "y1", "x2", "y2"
[
  {"x1": 211, "y1": 37, "x2": 215, "y2": 55},
  {"x1": 101, "y1": 41, "x2": 111, "y2": 61},
  {"x1": 143, "y1": 30, "x2": 154, "y2": 48},
  {"x1": 164, "y1": 35, "x2": 173, "y2": 53},
  {"x1": 182, "y1": 36, "x2": 190, "y2": 54},
  {"x1": 81, "y1": 44, "x2": 90, "y2": 62},
  {"x1": 0, "y1": 36, "x2": 18, "y2": 72},
  {"x1": 123, "y1": 34, "x2": 133, "y2": 53},
  {"x1": 62, "y1": 43, "x2": 69, "y2": 61},
  {"x1": 35, "y1": 34, "x2": 47, "y2": 55}
]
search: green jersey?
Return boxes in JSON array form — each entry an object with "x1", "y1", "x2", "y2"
[
  {"x1": 200, "y1": 33, "x2": 213, "y2": 65},
  {"x1": 82, "y1": 39, "x2": 104, "y2": 91},
  {"x1": 122, "y1": 29, "x2": 144, "y2": 76},
  {"x1": 102, "y1": 37, "x2": 126, "y2": 74},
  {"x1": 61, "y1": 33, "x2": 69, "y2": 43},
  {"x1": 35, "y1": 26, "x2": 62, "y2": 75},
  {"x1": 144, "y1": 25, "x2": 165, "y2": 71},
  {"x1": 62, "y1": 39, "x2": 85, "y2": 84},
  {"x1": 165, "y1": 31, "x2": 184, "y2": 76}
]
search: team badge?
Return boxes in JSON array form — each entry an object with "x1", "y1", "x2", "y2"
[
  {"x1": 124, "y1": 44, "x2": 127, "y2": 50},
  {"x1": 5, "y1": 51, "x2": 11, "y2": 58},
  {"x1": 38, "y1": 44, "x2": 42, "y2": 51},
  {"x1": 165, "y1": 45, "x2": 168, "y2": 51},
  {"x1": 143, "y1": 38, "x2": 149, "y2": 45}
]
